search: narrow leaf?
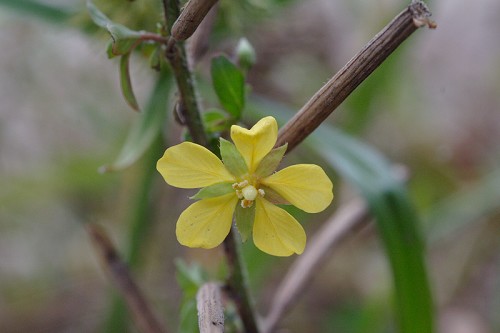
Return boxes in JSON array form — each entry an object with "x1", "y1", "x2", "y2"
[
  {"x1": 220, "y1": 138, "x2": 248, "y2": 178},
  {"x1": 120, "y1": 53, "x2": 140, "y2": 112},
  {"x1": 211, "y1": 55, "x2": 245, "y2": 119},
  {"x1": 0, "y1": 0, "x2": 73, "y2": 23},
  {"x1": 101, "y1": 71, "x2": 171, "y2": 172}
]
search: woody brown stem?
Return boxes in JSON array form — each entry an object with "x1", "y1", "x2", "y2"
[{"x1": 276, "y1": 0, "x2": 435, "y2": 151}]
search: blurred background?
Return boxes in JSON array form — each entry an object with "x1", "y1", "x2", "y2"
[{"x1": 0, "y1": 0, "x2": 499, "y2": 332}]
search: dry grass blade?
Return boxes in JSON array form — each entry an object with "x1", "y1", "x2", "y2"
[
  {"x1": 86, "y1": 224, "x2": 168, "y2": 333},
  {"x1": 263, "y1": 199, "x2": 370, "y2": 333}
]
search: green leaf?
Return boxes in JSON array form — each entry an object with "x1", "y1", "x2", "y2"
[
  {"x1": 248, "y1": 98, "x2": 434, "y2": 333},
  {"x1": 119, "y1": 53, "x2": 140, "y2": 112},
  {"x1": 87, "y1": 0, "x2": 142, "y2": 57},
  {"x1": 190, "y1": 182, "x2": 234, "y2": 200},
  {"x1": 235, "y1": 204, "x2": 255, "y2": 242},
  {"x1": 255, "y1": 143, "x2": 288, "y2": 178},
  {"x1": 203, "y1": 108, "x2": 231, "y2": 133},
  {"x1": 220, "y1": 138, "x2": 248, "y2": 178},
  {"x1": 211, "y1": 55, "x2": 245, "y2": 119},
  {"x1": 100, "y1": 71, "x2": 171, "y2": 172}
]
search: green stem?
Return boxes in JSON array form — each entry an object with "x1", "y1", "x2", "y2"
[
  {"x1": 162, "y1": 2, "x2": 258, "y2": 331},
  {"x1": 223, "y1": 229, "x2": 260, "y2": 333},
  {"x1": 163, "y1": 0, "x2": 208, "y2": 146}
]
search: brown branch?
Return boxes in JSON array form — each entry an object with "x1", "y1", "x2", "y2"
[
  {"x1": 86, "y1": 224, "x2": 168, "y2": 333},
  {"x1": 171, "y1": 0, "x2": 219, "y2": 41},
  {"x1": 262, "y1": 199, "x2": 371, "y2": 333},
  {"x1": 276, "y1": 0, "x2": 436, "y2": 151}
]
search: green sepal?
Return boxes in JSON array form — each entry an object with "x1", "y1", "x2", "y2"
[
  {"x1": 190, "y1": 182, "x2": 234, "y2": 200},
  {"x1": 211, "y1": 55, "x2": 245, "y2": 119},
  {"x1": 255, "y1": 143, "x2": 288, "y2": 178},
  {"x1": 235, "y1": 203, "x2": 255, "y2": 242},
  {"x1": 119, "y1": 52, "x2": 140, "y2": 112},
  {"x1": 220, "y1": 138, "x2": 248, "y2": 178},
  {"x1": 260, "y1": 186, "x2": 289, "y2": 205}
]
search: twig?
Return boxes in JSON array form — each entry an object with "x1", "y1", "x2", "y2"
[
  {"x1": 86, "y1": 224, "x2": 168, "y2": 333},
  {"x1": 262, "y1": 199, "x2": 370, "y2": 333},
  {"x1": 171, "y1": 0, "x2": 219, "y2": 41},
  {"x1": 223, "y1": 228, "x2": 260, "y2": 333},
  {"x1": 197, "y1": 282, "x2": 225, "y2": 333},
  {"x1": 275, "y1": 0, "x2": 436, "y2": 151},
  {"x1": 162, "y1": 0, "x2": 208, "y2": 146}
]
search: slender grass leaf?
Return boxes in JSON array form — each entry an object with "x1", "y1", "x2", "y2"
[
  {"x1": 0, "y1": 0, "x2": 74, "y2": 23},
  {"x1": 424, "y1": 168, "x2": 500, "y2": 243},
  {"x1": 100, "y1": 71, "x2": 171, "y2": 172},
  {"x1": 248, "y1": 98, "x2": 434, "y2": 333},
  {"x1": 211, "y1": 55, "x2": 245, "y2": 119},
  {"x1": 119, "y1": 53, "x2": 140, "y2": 112}
]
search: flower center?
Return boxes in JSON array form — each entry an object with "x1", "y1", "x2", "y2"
[{"x1": 232, "y1": 180, "x2": 265, "y2": 208}]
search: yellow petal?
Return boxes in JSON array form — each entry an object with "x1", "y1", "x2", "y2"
[
  {"x1": 253, "y1": 198, "x2": 306, "y2": 256},
  {"x1": 261, "y1": 164, "x2": 333, "y2": 213},
  {"x1": 157, "y1": 142, "x2": 235, "y2": 188},
  {"x1": 176, "y1": 193, "x2": 238, "y2": 249},
  {"x1": 230, "y1": 116, "x2": 278, "y2": 172}
]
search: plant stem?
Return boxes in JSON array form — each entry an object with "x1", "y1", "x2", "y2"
[
  {"x1": 223, "y1": 228, "x2": 260, "y2": 333},
  {"x1": 163, "y1": 0, "x2": 208, "y2": 146},
  {"x1": 162, "y1": 1, "x2": 259, "y2": 331}
]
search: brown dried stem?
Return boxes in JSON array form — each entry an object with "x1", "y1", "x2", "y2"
[
  {"x1": 276, "y1": 0, "x2": 435, "y2": 151},
  {"x1": 87, "y1": 224, "x2": 168, "y2": 333}
]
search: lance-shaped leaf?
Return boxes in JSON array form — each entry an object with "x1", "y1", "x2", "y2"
[
  {"x1": 120, "y1": 53, "x2": 140, "y2": 112},
  {"x1": 100, "y1": 71, "x2": 172, "y2": 172},
  {"x1": 211, "y1": 55, "x2": 245, "y2": 119}
]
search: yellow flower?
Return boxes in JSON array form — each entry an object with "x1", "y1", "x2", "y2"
[{"x1": 157, "y1": 116, "x2": 333, "y2": 256}]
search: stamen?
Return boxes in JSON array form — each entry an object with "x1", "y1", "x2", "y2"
[
  {"x1": 237, "y1": 180, "x2": 249, "y2": 188},
  {"x1": 241, "y1": 199, "x2": 253, "y2": 208},
  {"x1": 258, "y1": 189, "x2": 265, "y2": 197}
]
